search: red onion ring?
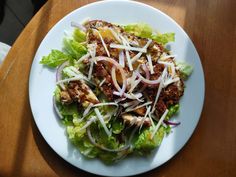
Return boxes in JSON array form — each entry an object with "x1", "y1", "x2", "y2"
[
  {"x1": 71, "y1": 21, "x2": 86, "y2": 32},
  {"x1": 163, "y1": 120, "x2": 181, "y2": 126},
  {"x1": 53, "y1": 96, "x2": 63, "y2": 119},
  {"x1": 56, "y1": 61, "x2": 69, "y2": 82},
  {"x1": 94, "y1": 56, "x2": 127, "y2": 96},
  {"x1": 86, "y1": 127, "x2": 130, "y2": 152}
]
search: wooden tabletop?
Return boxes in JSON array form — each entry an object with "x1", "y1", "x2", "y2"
[{"x1": 0, "y1": 0, "x2": 236, "y2": 176}]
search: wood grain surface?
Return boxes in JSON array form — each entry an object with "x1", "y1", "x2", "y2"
[{"x1": 0, "y1": 0, "x2": 235, "y2": 176}]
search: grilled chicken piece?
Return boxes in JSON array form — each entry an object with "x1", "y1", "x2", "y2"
[
  {"x1": 122, "y1": 114, "x2": 151, "y2": 127},
  {"x1": 60, "y1": 80, "x2": 99, "y2": 108}
]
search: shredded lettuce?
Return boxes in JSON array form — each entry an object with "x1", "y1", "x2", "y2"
[
  {"x1": 152, "y1": 33, "x2": 175, "y2": 45},
  {"x1": 166, "y1": 104, "x2": 180, "y2": 120},
  {"x1": 112, "y1": 120, "x2": 125, "y2": 134},
  {"x1": 124, "y1": 23, "x2": 153, "y2": 38},
  {"x1": 176, "y1": 61, "x2": 193, "y2": 80},
  {"x1": 73, "y1": 29, "x2": 86, "y2": 43},
  {"x1": 133, "y1": 126, "x2": 166, "y2": 154},
  {"x1": 63, "y1": 38, "x2": 87, "y2": 59},
  {"x1": 40, "y1": 50, "x2": 71, "y2": 67}
]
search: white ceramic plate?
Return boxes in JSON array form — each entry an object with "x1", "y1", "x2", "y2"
[{"x1": 29, "y1": 0, "x2": 205, "y2": 176}]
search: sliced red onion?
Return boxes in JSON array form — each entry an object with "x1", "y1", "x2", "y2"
[
  {"x1": 86, "y1": 127, "x2": 130, "y2": 152},
  {"x1": 136, "y1": 71, "x2": 161, "y2": 85},
  {"x1": 163, "y1": 120, "x2": 181, "y2": 126},
  {"x1": 94, "y1": 56, "x2": 127, "y2": 96},
  {"x1": 71, "y1": 21, "x2": 86, "y2": 32},
  {"x1": 56, "y1": 61, "x2": 69, "y2": 82},
  {"x1": 53, "y1": 96, "x2": 63, "y2": 119}
]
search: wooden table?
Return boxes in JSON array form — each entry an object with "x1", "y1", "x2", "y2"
[{"x1": 0, "y1": 0, "x2": 235, "y2": 176}]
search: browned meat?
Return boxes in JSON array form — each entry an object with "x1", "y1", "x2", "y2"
[
  {"x1": 60, "y1": 91, "x2": 73, "y2": 105},
  {"x1": 61, "y1": 81, "x2": 99, "y2": 108},
  {"x1": 133, "y1": 107, "x2": 146, "y2": 116}
]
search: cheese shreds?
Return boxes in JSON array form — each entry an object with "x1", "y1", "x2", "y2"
[
  {"x1": 99, "y1": 78, "x2": 106, "y2": 87},
  {"x1": 161, "y1": 54, "x2": 177, "y2": 60},
  {"x1": 94, "y1": 108, "x2": 111, "y2": 137},
  {"x1": 109, "y1": 28, "x2": 122, "y2": 43},
  {"x1": 139, "y1": 106, "x2": 151, "y2": 132},
  {"x1": 57, "y1": 75, "x2": 89, "y2": 84},
  {"x1": 146, "y1": 54, "x2": 154, "y2": 74},
  {"x1": 110, "y1": 43, "x2": 147, "y2": 53},
  {"x1": 158, "y1": 60, "x2": 176, "y2": 77},
  {"x1": 163, "y1": 77, "x2": 180, "y2": 87},
  {"x1": 111, "y1": 66, "x2": 122, "y2": 93},
  {"x1": 128, "y1": 78, "x2": 141, "y2": 93},
  {"x1": 93, "y1": 102, "x2": 119, "y2": 108},
  {"x1": 151, "y1": 81, "x2": 163, "y2": 113},
  {"x1": 131, "y1": 39, "x2": 152, "y2": 63},
  {"x1": 88, "y1": 60, "x2": 94, "y2": 80},
  {"x1": 94, "y1": 29, "x2": 110, "y2": 57},
  {"x1": 79, "y1": 116, "x2": 97, "y2": 131},
  {"x1": 151, "y1": 109, "x2": 169, "y2": 139},
  {"x1": 125, "y1": 101, "x2": 152, "y2": 112},
  {"x1": 119, "y1": 50, "x2": 125, "y2": 67},
  {"x1": 125, "y1": 50, "x2": 133, "y2": 71},
  {"x1": 148, "y1": 111, "x2": 155, "y2": 127},
  {"x1": 83, "y1": 103, "x2": 93, "y2": 117}
]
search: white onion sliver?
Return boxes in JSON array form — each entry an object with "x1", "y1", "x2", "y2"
[
  {"x1": 94, "y1": 108, "x2": 111, "y2": 137},
  {"x1": 151, "y1": 109, "x2": 169, "y2": 139},
  {"x1": 136, "y1": 71, "x2": 161, "y2": 85}
]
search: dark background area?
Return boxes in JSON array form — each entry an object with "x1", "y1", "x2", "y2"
[{"x1": 0, "y1": 0, "x2": 46, "y2": 45}]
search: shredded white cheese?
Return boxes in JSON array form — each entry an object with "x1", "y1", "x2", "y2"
[
  {"x1": 125, "y1": 101, "x2": 152, "y2": 113},
  {"x1": 83, "y1": 103, "x2": 94, "y2": 117},
  {"x1": 99, "y1": 78, "x2": 106, "y2": 87},
  {"x1": 94, "y1": 29, "x2": 110, "y2": 57},
  {"x1": 110, "y1": 43, "x2": 147, "y2": 53},
  {"x1": 139, "y1": 106, "x2": 151, "y2": 132},
  {"x1": 128, "y1": 78, "x2": 141, "y2": 93},
  {"x1": 146, "y1": 54, "x2": 154, "y2": 74},
  {"x1": 119, "y1": 50, "x2": 125, "y2": 67},
  {"x1": 151, "y1": 109, "x2": 169, "y2": 139},
  {"x1": 151, "y1": 81, "x2": 163, "y2": 113},
  {"x1": 131, "y1": 39, "x2": 152, "y2": 63},
  {"x1": 109, "y1": 28, "x2": 122, "y2": 43},
  {"x1": 94, "y1": 108, "x2": 111, "y2": 137}
]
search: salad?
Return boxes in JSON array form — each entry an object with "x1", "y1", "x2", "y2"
[{"x1": 40, "y1": 20, "x2": 193, "y2": 163}]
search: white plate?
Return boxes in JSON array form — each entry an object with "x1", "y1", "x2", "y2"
[{"x1": 29, "y1": 0, "x2": 205, "y2": 176}]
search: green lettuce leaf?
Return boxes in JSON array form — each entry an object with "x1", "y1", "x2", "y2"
[
  {"x1": 73, "y1": 29, "x2": 86, "y2": 43},
  {"x1": 133, "y1": 126, "x2": 165, "y2": 154},
  {"x1": 152, "y1": 33, "x2": 175, "y2": 45},
  {"x1": 123, "y1": 23, "x2": 153, "y2": 38},
  {"x1": 176, "y1": 61, "x2": 193, "y2": 80},
  {"x1": 63, "y1": 38, "x2": 87, "y2": 59},
  {"x1": 112, "y1": 120, "x2": 125, "y2": 134},
  {"x1": 166, "y1": 104, "x2": 180, "y2": 120},
  {"x1": 40, "y1": 49, "x2": 71, "y2": 67}
]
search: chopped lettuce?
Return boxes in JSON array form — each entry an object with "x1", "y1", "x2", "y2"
[
  {"x1": 63, "y1": 38, "x2": 87, "y2": 59},
  {"x1": 133, "y1": 126, "x2": 165, "y2": 154},
  {"x1": 152, "y1": 33, "x2": 175, "y2": 45},
  {"x1": 166, "y1": 104, "x2": 180, "y2": 120},
  {"x1": 176, "y1": 61, "x2": 193, "y2": 80},
  {"x1": 73, "y1": 29, "x2": 86, "y2": 43},
  {"x1": 40, "y1": 50, "x2": 71, "y2": 67},
  {"x1": 112, "y1": 120, "x2": 125, "y2": 134},
  {"x1": 124, "y1": 23, "x2": 153, "y2": 38}
]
